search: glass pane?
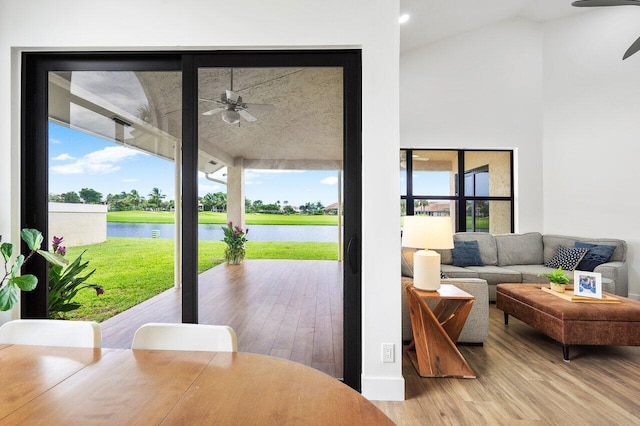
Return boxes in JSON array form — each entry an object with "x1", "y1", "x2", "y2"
[
  {"x1": 464, "y1": 151, "x2": 511, "y2": 197},
  {"x1": 411, "y1": 150, "x2": 457, "y2": 196},
  {"x1": 197, "y1": 66, "x2": 344, "y2": 379},
  {"x1": 414, "y1": 199, "x2": 454, "y2": 216},
  {"x1": 466, "y1": 200, "x2": 511, "y2": 234},
  {"x1": 48, "y1": 70, "x2": 181, "y2": 331}
]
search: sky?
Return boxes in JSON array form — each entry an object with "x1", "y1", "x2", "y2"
[{"x1": 48, "y1": 122, "x2": 341, "y2": 207}]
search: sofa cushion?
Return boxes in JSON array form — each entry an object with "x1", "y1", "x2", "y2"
[
  {"x1": 452, "y1": 240, "x2": 484, "y2": 267},
  {"x1": 434, "y1": 248, "x2": 453, "y2": 265},
  {"x1": 495, "y1": 232, "x2": 543, "y2": 266},
  {"x1": 575, "y1": 242, "x2": 616, "y2": 272},
  {"x1": 506, "y1": 264, "x2": 571, "y2": 283},
  {"x1": 545, "y1": 246, "x2": 589, "y2": 271},
  {"x1": 543, "y1": 235, "x2": 580, "y2": 263},
  {"x1": 441, "y1": 264, "x2": 480, "y2": 279},
  {"x1": 401, "y1": 247, "x2": 416, "y2": 277},
  {"x1": 464, "y1": 266, "x2": 522, "y2": 286},
  {"x1": 579, "y1": 237, "x2": 627, "y2": 262},
  {"x1": 454, "y1": 232, "x2": 497, "y2": 265}
]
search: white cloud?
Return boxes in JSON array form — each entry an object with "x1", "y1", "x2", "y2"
[
  {"x1": 52, "y1": 153, "x2": 75, "y2": 161},
  {"x1": 50, "y1": 146, "x2": 142, "y2": 175},
  {"x1": 49, "y1": 138, "x2": 63, "y2": 144},
  {"x1": 320, "y1": 176, "x2": 339, "y2": 185},
  {"x1": 198, "y1": 184, "x2": 223, "y2": 194}
]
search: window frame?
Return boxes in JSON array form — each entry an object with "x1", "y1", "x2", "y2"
[{"x1": 401, "y1": 149, "x2": 514, "y2": 233}]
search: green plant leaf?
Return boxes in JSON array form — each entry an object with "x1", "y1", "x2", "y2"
[
  {"x1": 21, "y1": 228, "x2": 44, "y2": 251},
  {"x1": 10, "y1": 254, "x2": 25, "y2": 277},
  {"x1": 10, "y1": 274, "x2": 38, "y2": 291},
  {"x1": 37, "y1": 250, "x2": 69, "y2": 267},
  {"x1": 0, "y1": 284, "x2": 19, "y2": 311},
  {"x1": 1, "y1": 242, "x2": 12, "y2": 262}
]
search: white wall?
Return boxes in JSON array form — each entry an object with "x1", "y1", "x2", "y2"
[
  {"x1": 543, "y1": 9, "x2": 640, "y2": 299},
  {"x1": 48, "y1": 203, "x2": 108, "y2": 247},
  {"x1": 401, "y1": 18, "x2": 544, "y2": 233},
  {"x1": 0, "y1": 0, "x2": 404, "y2": 400}
]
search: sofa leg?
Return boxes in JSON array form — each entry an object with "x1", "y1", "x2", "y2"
[
  {"x1": 563, "y1": 345, "x2": 570, "y2": 362},
  {"x1": 503, "y1": 312, "x2": 509, "y2": 326}
]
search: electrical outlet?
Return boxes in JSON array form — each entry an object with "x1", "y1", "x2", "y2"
[{"x1": 382, "y1": 343, "x2": 394, "y2": 363}]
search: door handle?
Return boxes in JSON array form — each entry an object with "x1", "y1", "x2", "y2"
[{"x1": 346, "y1": 234, "x2": 359, "y2": 274}]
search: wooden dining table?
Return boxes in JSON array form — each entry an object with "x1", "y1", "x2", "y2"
[{"x1": 0, "y1": 344, "x2": 393, "y2": 425}]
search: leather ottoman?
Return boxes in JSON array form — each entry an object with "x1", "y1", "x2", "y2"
[{"x1": 496, "y1": 283, "x2": 640, "y2": 361}]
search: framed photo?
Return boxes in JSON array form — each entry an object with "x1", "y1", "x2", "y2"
[{"x1": 574, "y1": 271, "x2": 602, "y2": 299}]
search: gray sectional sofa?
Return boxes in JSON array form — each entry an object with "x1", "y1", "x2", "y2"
[
  {"x1": 400, "y1": 231, "x2": 628, "y2": 344},
  {"x1": 433, "y1": 232, "x2": 628, "y2": 301}
]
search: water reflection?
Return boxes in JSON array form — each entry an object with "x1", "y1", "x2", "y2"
[{"x1": 108, "y1": 223, "x2": 340, "y2": 243}]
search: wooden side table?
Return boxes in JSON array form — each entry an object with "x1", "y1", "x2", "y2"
[{"x1": 406, "y1": 284, "x2": 475, "y2": 378}]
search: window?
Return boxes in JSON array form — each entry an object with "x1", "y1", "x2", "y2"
[{"x1": 400, "y1": 149, "x2": 514, "y2": 233}]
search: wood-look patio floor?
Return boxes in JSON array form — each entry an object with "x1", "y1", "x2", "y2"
[{"x1": 100, "y1": 259, "x2": 343, "y2": 378}]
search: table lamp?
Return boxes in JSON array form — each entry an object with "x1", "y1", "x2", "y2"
[{"x1": 401, "y1": 216, "x2": 454, "y2": 291}]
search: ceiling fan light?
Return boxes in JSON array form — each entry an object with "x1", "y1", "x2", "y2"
[{"x1": 221, "y1": 110, "x2": 241, "y2": 124}]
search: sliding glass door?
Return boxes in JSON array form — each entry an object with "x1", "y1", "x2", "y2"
[{"x1": 22, "y1": 50, "x2": 362, "y2": 391}]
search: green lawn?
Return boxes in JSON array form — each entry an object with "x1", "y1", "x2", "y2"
[
  {"x1": 107, "y1": 210, "x2": 339, "y2": 225},
  {"x1": 63, "y1": 238, "x2": 338, "y2": 322}
]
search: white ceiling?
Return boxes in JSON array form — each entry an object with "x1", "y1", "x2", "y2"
[{"x1": 400, "y1": 0, "x2": 587, "y2": 52}]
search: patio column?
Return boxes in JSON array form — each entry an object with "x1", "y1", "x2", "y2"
[{"x1": 227, "y1": 158, "x2": 245, "y2": 229}]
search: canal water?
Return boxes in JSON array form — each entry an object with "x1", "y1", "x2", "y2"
[{"x1": 107, "y1": 223, "x2": 340, "y2": 243}]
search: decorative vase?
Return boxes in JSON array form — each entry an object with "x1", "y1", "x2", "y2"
[
  {"x1": 224, "y1": 246, "x2": 245, "y2": 265},
  {"x1": 550, "y1": 282, "x2": 566, "y2": 293}
]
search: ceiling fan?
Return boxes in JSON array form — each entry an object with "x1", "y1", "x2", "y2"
[
  {"x1": 200, "y1": 69, "x2": 276, "y2": 124},
  {"x1": 572, "y1": 0, "x2": 640, "y2": 59}
]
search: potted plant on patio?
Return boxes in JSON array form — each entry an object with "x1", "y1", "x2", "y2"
[
  {"x1": 538, "y1": 267, "x2": 571, "y2": 293},
  {"x1": 222, "y1": 222, "x2": 248, "y2": 265}
]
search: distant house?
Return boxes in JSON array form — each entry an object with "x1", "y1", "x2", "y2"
[
  {"x1": 414, "y1": 202, "x2": 450, "y2": 217},
  {"x1": 323, "y1": 202, "x2": 340, "y2": 215}
]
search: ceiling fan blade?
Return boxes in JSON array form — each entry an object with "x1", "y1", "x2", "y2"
[
  {"x1": 244, "y1": 103, "x2": 276, "y2": 111},
  {"x1": 226, "y1": 90, "x2": 240, "y2": 103},
  {"x1": 572, "y1": 0, "x2": 640, "y2": 6},
  {"x1": 623, "y1": 35, "x2": 640, "y2": 59},
  {"x1": 202, "y1": 107, "x2": 224, "y2": 116},
  {"x1": 199, "y1": 98, "x2": 224, "y2": 104},
  {"x1": 238, "y1": 109, "x2": 257, "y2": 122}
]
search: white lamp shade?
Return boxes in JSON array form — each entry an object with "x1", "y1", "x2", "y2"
[{"x1": 401, "y1": 216, "x2": 454, "y2": 250}]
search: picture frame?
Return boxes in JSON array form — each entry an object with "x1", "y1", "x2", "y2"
[{"x1": 574, "y1": 270, "x2": 602, "y2": 299}]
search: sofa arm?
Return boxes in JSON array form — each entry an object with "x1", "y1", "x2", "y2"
[
  {"x1": 401, "y1": 277, "x2": 488, "y2": 344},
  {"x1": 594, "y1": 261, "x2": 628, "y2": 297},
  {"x1": 441, "y1": 278, "x2": 489, "y2": 344}
]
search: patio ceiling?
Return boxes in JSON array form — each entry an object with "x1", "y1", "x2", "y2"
[{"x1": 48, "y1": 67, "x2": 344, "y2": 175}]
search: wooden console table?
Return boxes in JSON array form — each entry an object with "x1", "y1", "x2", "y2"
[{"x1": 406, "y1": 284, "x2": 475, "y2": 378}]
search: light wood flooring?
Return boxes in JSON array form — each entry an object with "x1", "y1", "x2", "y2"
[
  {"x1": 100, "y1": 259, "x2": 343, "y2": 378},
  {"x1": 101, "y1": 263, "x2": 640, "y2": 424},
  {"x1": 374, "y1": 304, "x2": 640, "y2": 425}
]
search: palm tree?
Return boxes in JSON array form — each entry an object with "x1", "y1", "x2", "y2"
[
  {"x1": 148, "y1": 187, "x2": 166, "y2": 210},
  {"x1": 126, "y1": 189, "x2": 142, "y2": 210}
]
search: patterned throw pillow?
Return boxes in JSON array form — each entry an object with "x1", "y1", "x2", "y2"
[
  {"x1": 452, "y1": 240, "x2": 484, "y2": 267},
  {"x1": 574, "y1": 242, "x2": 616, "y2": 272},
  {"x1": 545, "y1": 246, "x2": 590, "y2": 271}
]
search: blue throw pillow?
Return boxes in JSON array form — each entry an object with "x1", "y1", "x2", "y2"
[
  {"x1": 574, "y1": 242, "x2": 616, "y2": 272},
  {"x1": 452, "y1": 240, "x2": 484, "y2": 267}
]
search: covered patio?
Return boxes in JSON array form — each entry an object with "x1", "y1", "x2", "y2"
[{"x1": 100, "y1": 260, "x2": 343, "y2": 378}]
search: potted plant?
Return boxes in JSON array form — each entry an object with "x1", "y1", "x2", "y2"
[
  {"x1": 1, "y1": 229, "x2": 67, "y2": 311},
  {"x1": 221, "y1": 222, "x2": 248, "y2": 265},
  {"x1": 538, "y1": 267, "x2": 571, "y2": 293}
]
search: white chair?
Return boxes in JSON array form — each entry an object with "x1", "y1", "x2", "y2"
[
  {"x1": 131, "y1": 322, "x2": 238, "y2": 352},
  {"x1": 0, "y1": 319, "x2": 102, "y2": 348}
]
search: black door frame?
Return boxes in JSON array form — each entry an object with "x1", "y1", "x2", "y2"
[{"x1": 21, "y1": 50, "x2": 363, "y2": 391}]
